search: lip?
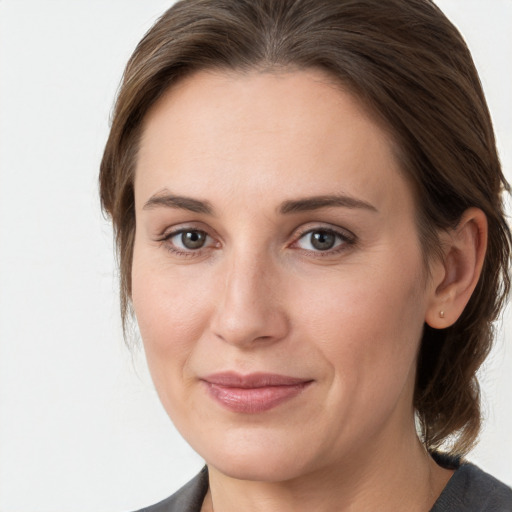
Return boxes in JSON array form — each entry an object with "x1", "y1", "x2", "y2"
[{"x1": 201, "y1": 372, "x2": 313, "y2": 413}]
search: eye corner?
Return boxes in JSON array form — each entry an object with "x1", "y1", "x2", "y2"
[
  {"x1": 291, "y1": 225, "x2": 357, "y2": 256},
  {"x1": 157, "y1": 225, "x2": 220, "y2": 258}
]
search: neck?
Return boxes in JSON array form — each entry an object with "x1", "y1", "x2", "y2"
[{"x1": 202, "y1": 424, "x2": 453, "y2": 512}]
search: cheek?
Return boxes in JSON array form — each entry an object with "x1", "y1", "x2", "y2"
[
  {"x1": 292, "y1": 252, "x2": 427, "y2": 397},
  {"x1": 131, "y1": 246, "x2": 213, "y2": 380},
  {"x1": 131, "y1": 258, "x2": 219, "y2": 428}
]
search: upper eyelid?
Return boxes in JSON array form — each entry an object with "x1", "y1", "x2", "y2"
[
  {"x1": 289, "y1": 225, "x2": 358, "y2": 256},
  {"x1": 158, "y1": 224, "x2": 352, "y2": 237},
  {"x1": 161, "y1": 226, "x2": 206, "y2": 238},
  {"x1": 158, "y1": 222, "x2": 215, "y2": 239},
  {"x1": 158, "y1": 228, "x2": 218, "y2": 257},
  {"x1": 162, "y1": 228, "x2": 215, "y2": 245},
  {"x1": 292, "y1": 223, "x2": 356, "y2": 241}
]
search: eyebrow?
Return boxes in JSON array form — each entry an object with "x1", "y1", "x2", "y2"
[
  {"x1": 279, "y1": 195, "x2": 378, "y2": 214},
  {"x1": 142, "y1": 191, "x2": 377, "y2": 216},
  {"x1": 143, "y1": 192, "x2": 214, "y2": 214}
]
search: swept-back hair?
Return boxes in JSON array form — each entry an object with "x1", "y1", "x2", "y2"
[{"x1": 100, "y1": 0, "x2": 511, "y2": 455}]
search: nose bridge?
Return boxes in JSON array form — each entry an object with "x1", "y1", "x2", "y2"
[{"x1": 211, "y1": 243, "x2": 288, "y2": 346}]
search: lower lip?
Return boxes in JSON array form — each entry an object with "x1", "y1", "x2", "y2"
[{"x1": 203, "y1": 381, "x2": 312, "y2": 413}]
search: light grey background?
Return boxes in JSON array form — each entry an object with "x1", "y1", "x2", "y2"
[{"x1": 0, "y1": 1, "x2": 510, "y2": 511}]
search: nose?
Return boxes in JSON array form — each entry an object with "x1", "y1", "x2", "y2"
[{"x1": 209, "y1": 250, "x2": 290, "y2": 348}]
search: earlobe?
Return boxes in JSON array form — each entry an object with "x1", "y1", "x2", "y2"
[{"x1": 425, "y1": 208, "x2": 488, "y2": 329}]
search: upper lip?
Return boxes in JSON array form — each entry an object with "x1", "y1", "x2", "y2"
[{"x1": 202, "y1": 372, "x2": 312, "y2": 388}]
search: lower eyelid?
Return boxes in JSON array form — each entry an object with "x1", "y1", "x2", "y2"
[
  {"x1": 291, "y1": 228, "x2": 357, "y2": 255},
  {"x1": 156, "y1": 225, "x2": 354, "y2": 256},
  {"x1": 159, "y1": 229, "x2": 220, "y2": 256}
]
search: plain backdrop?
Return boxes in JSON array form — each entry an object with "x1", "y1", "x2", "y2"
[{"x1": 0, "y1": 1, "x2": 511, "y2": 511}]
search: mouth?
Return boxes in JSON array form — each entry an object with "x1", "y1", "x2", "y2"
[{"x1": 201, "y1": 372, "x2": 314, "y2": 414}]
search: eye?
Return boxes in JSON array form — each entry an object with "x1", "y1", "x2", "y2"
[
  {"x1": 295, "y1": 228, "x2": 351, "y2": 252},
  {"x1": 163, "y1": 228, "x2": 214, "y2": 253}
]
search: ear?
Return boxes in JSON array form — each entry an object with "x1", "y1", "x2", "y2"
[{"x1": 425, "y1": 208, "x2": 488, "y2": 329}]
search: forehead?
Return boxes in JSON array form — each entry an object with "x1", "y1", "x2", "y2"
[{"x1": 135, "y1": 68, "x2": 410, "y2": 216}]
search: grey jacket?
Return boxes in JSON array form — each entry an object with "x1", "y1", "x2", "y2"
[{"x1": 135, "y1": 460, "x2": 512, "y2": 511}]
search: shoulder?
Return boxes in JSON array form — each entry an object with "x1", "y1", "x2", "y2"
[
  {"x1": 431, "y1": 456, "x2": 512, "y2": 512},
  {"x1": 132, "y1": 467, "x2": 209, "y2": 512}
]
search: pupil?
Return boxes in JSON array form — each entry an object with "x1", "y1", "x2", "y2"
[
  {"x1": 311, "y1": 231, "x2": 335, "y2": 250},
  {"x1": 182, "y1": 231, "x2": 206, "y2": 249}
]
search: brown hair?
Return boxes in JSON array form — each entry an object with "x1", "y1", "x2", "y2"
[{"x1": 99, "y1": 0, "x2": 511, "y2": 455}]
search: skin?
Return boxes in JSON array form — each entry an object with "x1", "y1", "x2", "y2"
[{"x1": 132, "y1": 69, "x2": 486, "y2": 511}]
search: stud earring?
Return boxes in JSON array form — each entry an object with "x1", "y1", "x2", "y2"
[{"x1": 439, "y1": 310, "x2": 445, "y2": 319}]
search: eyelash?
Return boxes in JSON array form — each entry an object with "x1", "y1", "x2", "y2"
[
  {"x1": 157, "y1": 228, "x2": 217, "y2": 258},
  {"x1": 157, "y1": 225, "x2": 356, "y2": 258},
  {"x1": 291, "y1": 227, "x2": 356, "y2": 257}
]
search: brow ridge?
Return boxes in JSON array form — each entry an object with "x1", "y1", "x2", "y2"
[
  {"x1": 280, "y1": 194, "x2": 377, "y2": 214},
  {"x1": 143, "y1": 192, "x2": 213, "y2": 214},
  {"x1": 142, "y1": 191, "x2": 376, "y2": 216}
]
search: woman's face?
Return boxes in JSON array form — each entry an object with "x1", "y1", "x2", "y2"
[{"x1": 132, "y1": 69, "x2": 438, "y2": 481}]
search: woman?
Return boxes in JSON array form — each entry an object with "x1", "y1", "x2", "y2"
[{"x1": 100, "y1": 0, "x2": 512, "y2": 510}]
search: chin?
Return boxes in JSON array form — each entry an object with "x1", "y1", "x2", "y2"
[
  {"x1": 209, "y1": 453, "x2": 310, "y2": 483},
  {"x1": 194, "y1": 429, "x2": 322, "y2": 483}
]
